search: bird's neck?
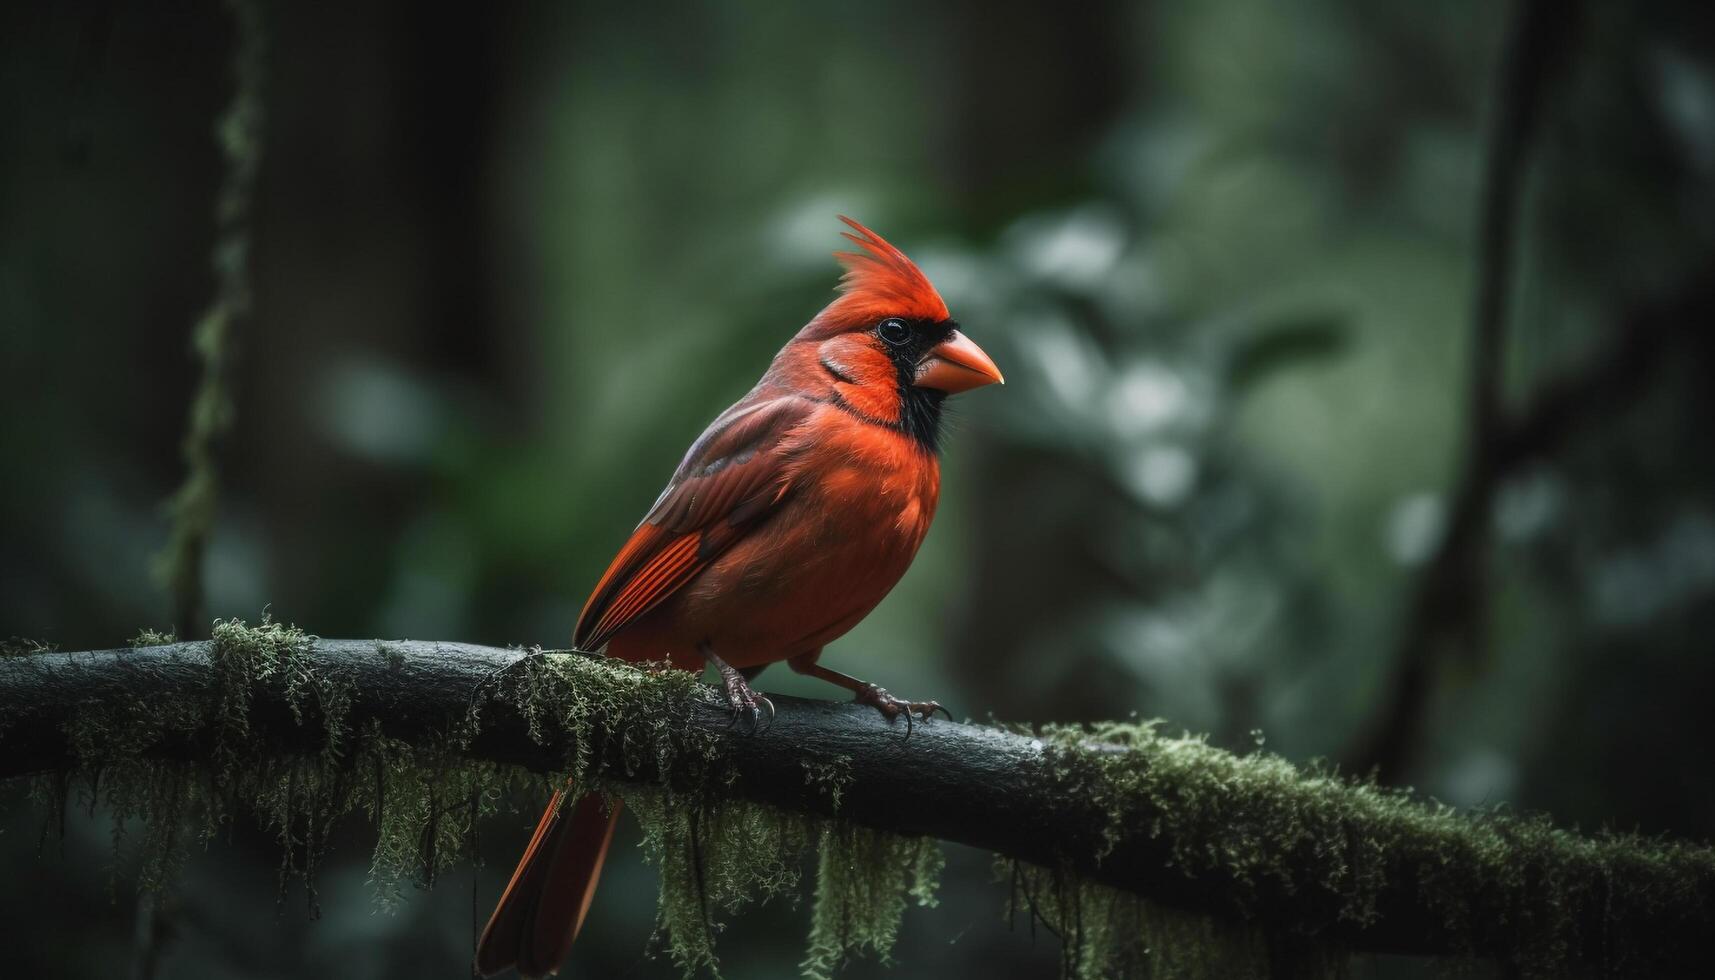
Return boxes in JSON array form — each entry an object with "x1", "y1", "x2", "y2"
[{"x1": 896, "y1": 382, "x2": 947, "y2": 453}]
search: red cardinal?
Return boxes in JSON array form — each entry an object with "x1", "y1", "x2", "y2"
[{"x1": 474, "y1": 217, "x2": 1003, "y2": 977}]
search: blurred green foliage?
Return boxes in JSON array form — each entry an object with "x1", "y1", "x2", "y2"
[{"x1": 3, "y1": 0, "x2": 1713, "y2": 977}]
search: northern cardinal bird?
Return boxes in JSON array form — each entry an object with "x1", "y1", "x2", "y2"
[{"x1": 474, "y1": 217, "x2": 1003, "y2": 977}]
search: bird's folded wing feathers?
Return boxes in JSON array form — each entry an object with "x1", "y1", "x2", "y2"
[{"x1": 573, "y1": 396, "x2": 810, "y2": 651}]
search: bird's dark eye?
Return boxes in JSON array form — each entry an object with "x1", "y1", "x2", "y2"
[{"x1": 878, "y1": 317, "x2": 912, "y2": 346}]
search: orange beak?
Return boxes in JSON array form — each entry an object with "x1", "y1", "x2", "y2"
[{"x1": 913, "y1": 330, "x2": 1004, "y2": 393}]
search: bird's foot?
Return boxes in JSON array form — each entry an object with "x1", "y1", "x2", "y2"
[
  {"x1": 711, "y1": 659, "x2": 774, "y2": 732},
  {"x1": 851, "y1": 683, "x2": 950, "y2": 732}
]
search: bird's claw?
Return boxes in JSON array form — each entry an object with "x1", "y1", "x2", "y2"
[
  {"x1": 742, "y1": 694, "x2": 775, "y2": 733},
  {"x1": 718, "y1": 673, "x2": 774, "y2": 734},
  {"x1": 853, "y1": 684, "x2": 948, "y2": 733}
]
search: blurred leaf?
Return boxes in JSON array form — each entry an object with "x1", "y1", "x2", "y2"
[{"x1": 1226, "y1": 314, "x2": 1350, "y2": 393}]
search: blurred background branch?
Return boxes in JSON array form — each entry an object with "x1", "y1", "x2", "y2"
[{"x1": 1348, "y1": 0, "x2": 1577, "y2": 783}]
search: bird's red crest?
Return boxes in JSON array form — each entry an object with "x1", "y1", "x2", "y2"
[{"x1": 821, "y1": 215, "x2": 950, "y2": 325}]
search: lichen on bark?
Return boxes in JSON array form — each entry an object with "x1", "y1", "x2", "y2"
[
  {"x1": 1022, "y1": 719, "x2": 1715, "y2": 978},
  {"x1": 1002, "y1": 858, "x2": 1272, "y2": 980},
  {"x1": 613, "y1": 764, "x2": 941, "y2": 978}
]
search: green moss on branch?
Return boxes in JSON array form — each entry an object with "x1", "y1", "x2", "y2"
[
  {"x1": 1003, "y1": 858, "x2": 1270, "y2": 980},
  {"x1": 129, "y1": 628, "x2": 179, "y2": 647},
  {"x1": 1027, "y1": 721, "x2": 1715, "y2": 977}
]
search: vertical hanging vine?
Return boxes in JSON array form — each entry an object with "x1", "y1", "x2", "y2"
[
  {"x1": 137, "y1": 5, "x2": 266, "y2": 977},
  {"x1": 154, "y1": 0, "x2": 267, "y2": 641}
]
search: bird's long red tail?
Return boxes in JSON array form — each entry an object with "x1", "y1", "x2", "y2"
[{"x1": 474, "y1": 787, "x2": 622, "y2": 978}]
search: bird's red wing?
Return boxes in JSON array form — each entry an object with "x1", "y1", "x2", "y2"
[{"x1": 573, "y1": 396, "x2": 810, "y2": 652}]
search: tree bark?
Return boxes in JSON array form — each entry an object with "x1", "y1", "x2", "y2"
[{"x1": 2, "y1": 639, "x2": 1710, "y2": 974}]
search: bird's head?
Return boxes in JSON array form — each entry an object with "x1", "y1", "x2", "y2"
[{"x1": 791, "y1": 217, "x2": 1002, "y2": 446}]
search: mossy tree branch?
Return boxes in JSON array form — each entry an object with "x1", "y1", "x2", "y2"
[{"x1": 2, "y1": 633, "x2": 1711, "y2": 976}]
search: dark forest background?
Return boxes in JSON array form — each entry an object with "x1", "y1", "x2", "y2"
[{"x1": 3, "y1": 1, "x2": 1714, "y2": 977}]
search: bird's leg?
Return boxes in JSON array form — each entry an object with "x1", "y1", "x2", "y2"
[
  {"x1": 700, "y1": 644, "x2": 773, "y2": 731},
  {"x1": 787, "y1": 654, "x2": 950, "y2": 726}
]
